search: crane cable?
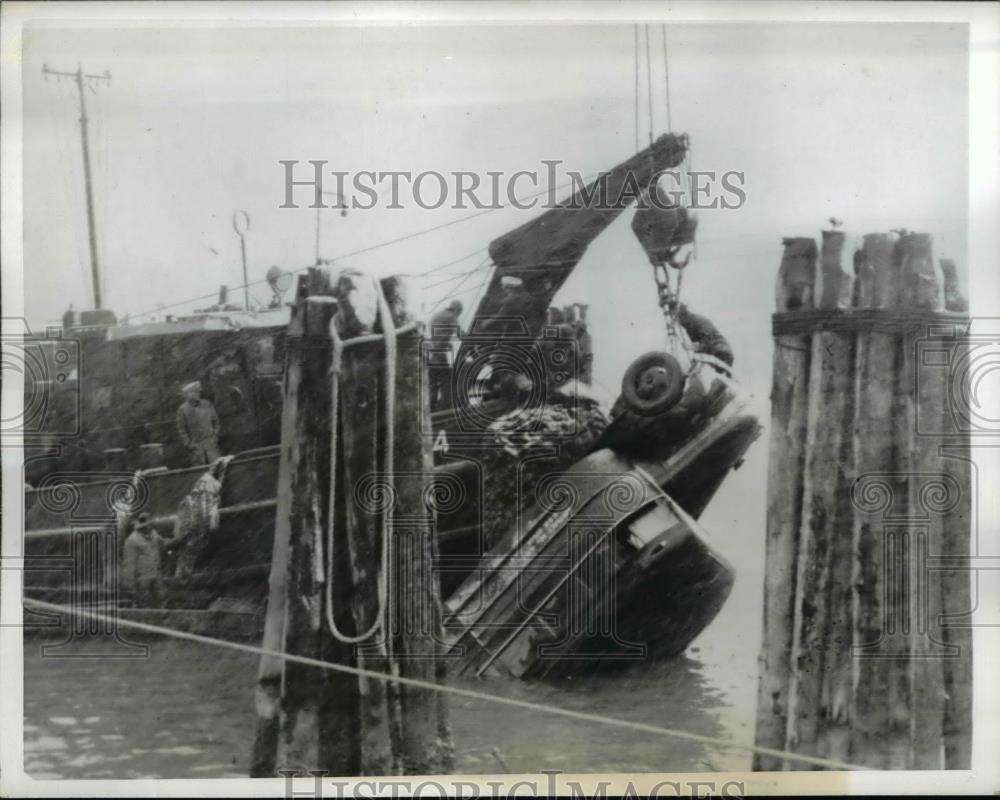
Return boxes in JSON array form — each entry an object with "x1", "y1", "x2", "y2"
[
  {"x1": 645, "y1": 24, "x2": 654, "y2": 146},
  {"x1": 633, "y1": 25, "x2": 640, "y2": 151},
  {"x1": 634, "y1": 23, "x2": 673, "y2": 143},
  {"x1": 661, "y1": 23, "x2": 672, "y2": 132}
]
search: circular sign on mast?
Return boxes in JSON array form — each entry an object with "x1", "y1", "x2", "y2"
[{"x1": 232, "y1": 210, "x2": 251, "y2": 238}]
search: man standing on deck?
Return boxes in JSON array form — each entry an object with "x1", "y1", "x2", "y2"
[
  {"x1": 121, "y1": 513, "x2": 167, "y2": 607},
  {"x1": 427, "y1": 300, "x2": 463, "y2": 411},
  {"x1": 176, "y1": 381, "x2": 221, "y2": 465}
]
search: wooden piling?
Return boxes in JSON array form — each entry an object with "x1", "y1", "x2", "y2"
[
  {"x1": 252, "y1": 268, "x2": 448, "y2": 776},
  {"x1": 251, "y1": 271, "x2": 355, "y2": 776},
  {"x1": 753, "y1": 238, "x2": 816, "y2": 771},
  {"x1": 927, "y1": 255, "x2": 972, "y2": 767},
  {"x1": 939, "y1": 258, "x2": 968, "y2": 312},
  {"x1": 850, "y1": 233, "x2": 903, "y2": 768},
  {"x1": 757, "y1": 228, "x2": 973, "y2": 770},
  {"x1": 894, "y1": 233, "x2": 946, "y2": 767},
  {"x1": 385, "y1": 275, "x2": 453, "y2": 773},
  {"x1": 336, "y1": 277, "x2": 397, "y2": 773},
  {"x1": 939, "y1": 439, "x2": 973, "y2": 769},
  {"x1": 786, "y1": 229, "x2": 855, "y2": 766}
]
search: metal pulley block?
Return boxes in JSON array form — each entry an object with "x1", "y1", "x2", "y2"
[{"x1": 631, "y1": 185, "x2": 698, "y2": 268}]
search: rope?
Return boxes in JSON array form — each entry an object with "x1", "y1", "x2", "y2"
[
  {"x1": 661, "y1": 24, "x2": 672, "y2": 131},
  {"x1": 20, "y1": 597, "x2": 872, "y2": 772},
  {"x1": 323, "y1": 277, "x2": 397, "y2": 645}
]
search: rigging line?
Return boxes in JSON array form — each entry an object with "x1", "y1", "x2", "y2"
[
  {"x1": 316, "y1": 175, "x2": 596, "y2": 266},
  {"x1": 661, "y1": 24, "x2": 672, "y2": 132},
  {"x1": 19, "y1": 597, "x2": 872, "y2": 772},
  {"x1": 130, "y1": 175, "x2": 596, "y2": 320},
  {"x1": 414, "y1": 247, "x2": 488, "y2": 277},
  {"x1": 463, "y1": 262, "x2": 496, "y2": 324},
  {"x1": 432, "y1": 280, "x2": 490, "y2": 305},
  {"x1": 427, "y1": 255, "x2": 492, "y2": 314},
  {"x1": 633, "y1": 24, "x2": 640, "y2": 152},
  {"x1": 645, "y1": 24, "x2": 654, "y2": 145},
  {"x1": 421, "y1": 264, "x2": 491, "y2": 292}
]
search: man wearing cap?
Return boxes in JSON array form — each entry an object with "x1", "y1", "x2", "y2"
[
  {"x1": 121, "y1": 513, "x2": 168, "y2": 607},
  {"x1": 176, "y1": 381, "x2": 221, "y2": 465}
]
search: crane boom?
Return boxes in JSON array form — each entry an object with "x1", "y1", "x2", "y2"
[{"x1": 471, "y1": 133, "x2": 689, "y2": 335}]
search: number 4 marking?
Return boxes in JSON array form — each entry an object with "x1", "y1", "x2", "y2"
[{"x1": 433, "y1": 429, "x2": 449, "y2": 453}]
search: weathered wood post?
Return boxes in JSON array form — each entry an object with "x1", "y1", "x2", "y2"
[
  {"x1": 849, "y1": 233, "x2": 904, "y2": 767},
  {"x1": 383, "y1": 275, "x2": 454, "y2": 773},
  {"x1": 755, "y1": 228, "x2": 972, "y2": 770},
  {"x1": 252, "y1": 269, "x2": 357, "y2": 776},
  {"x1": 252, "y1": 267, "x2": 449, "y2": 777},
  {"x1": 754, "y1": 237, "x2": 817, "y2": 771},
  {"x1": 794, "y1": 229, "x2": 856, "y2": 762}
]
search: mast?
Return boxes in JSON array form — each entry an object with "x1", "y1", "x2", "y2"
[{"x1": 43, "y1": 63, "x2": 111, "y2": 309}]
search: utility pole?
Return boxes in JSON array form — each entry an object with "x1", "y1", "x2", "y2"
[{"x1": 43, "y1": 63, "x2": 111, "y2": 310}]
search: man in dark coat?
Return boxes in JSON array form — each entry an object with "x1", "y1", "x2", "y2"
[{"x1": 675, "y1": 302, "x2": 734, "y2": 367}]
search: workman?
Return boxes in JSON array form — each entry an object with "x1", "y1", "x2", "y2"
[
  {"x1": 121, "y1": 512, "x2": 169, "y2": 607},
  {"x1": 674, "y1": 301, "x2": 734, "y2": 367},
  {"x1": 176, "y1": 381, "x2": 221, "y2": 465}
]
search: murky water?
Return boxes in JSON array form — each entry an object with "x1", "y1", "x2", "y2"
[{"x1": 23, "y1": 587, "x2": 759, "y2": 779}]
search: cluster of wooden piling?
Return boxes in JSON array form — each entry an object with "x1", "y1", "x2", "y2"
[
  {"x1": 250, "y1": 268, "x2": 450, "y2": 777},
  {"x1": 755, "y1": 230, "x2": 972, "y2": 770}
]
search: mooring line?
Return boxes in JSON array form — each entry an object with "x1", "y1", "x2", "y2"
[{"x1": 20, "y1": 598, "x2": 870, "y2": 772}]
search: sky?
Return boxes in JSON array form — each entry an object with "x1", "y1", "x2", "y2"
[
  {"x1": 19, "y1": 21, "x2": 969, "y2": 621},
  {"x1": 22, "y1": 22, "x2": 968, "y2": 332}
]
